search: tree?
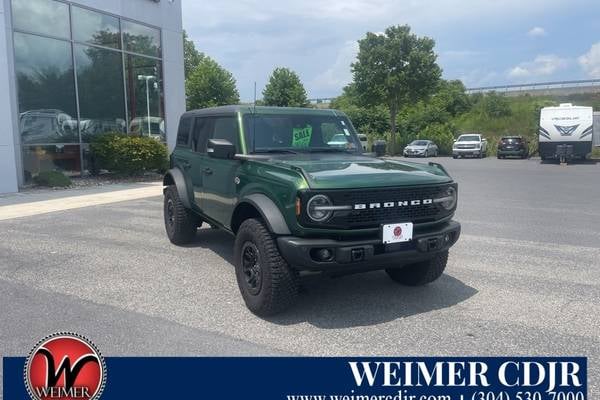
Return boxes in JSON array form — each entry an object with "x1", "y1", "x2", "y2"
[
  {"x1": 262, "y1": 67, "x2": 309, "y2": 107},
  {"x1": 186, "y1": 56, "x2": 240, "y2": 110},
  {"x1": 351, "y1": 25, "x2": 442, "y2": 154},
  {"x1": 183, "y1": 30, "x2": 203, "y2": 80}
]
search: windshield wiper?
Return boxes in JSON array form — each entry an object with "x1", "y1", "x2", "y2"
[{"x1": 252, "y1": 149, "x2": 298, "y2": 154}]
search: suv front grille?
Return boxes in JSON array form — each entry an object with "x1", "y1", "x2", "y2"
[{"x1": 299, "y1": 184, "x2": 455, "y2": 230}]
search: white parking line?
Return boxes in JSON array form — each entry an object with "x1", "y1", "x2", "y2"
[{"x1": 0, "y1": 184, "x2": 163, "y2": 221}]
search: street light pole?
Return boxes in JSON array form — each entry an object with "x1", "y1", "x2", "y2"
[{"x1": 137, "y1": 75, "x2": 155, "y2": 136}]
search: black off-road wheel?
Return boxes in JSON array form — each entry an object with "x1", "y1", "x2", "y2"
[
  {"x1": 164, "y1": 185, "x2": 198, "y2": 245},
  {"x1": 234, "y1": 218, "x2": 298, "y2": 316},
  {"x1": 386, "y1": 251, "x2": 449, "y2": 286}
]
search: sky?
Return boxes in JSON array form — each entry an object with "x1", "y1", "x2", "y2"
[{"x1": 182, "y1": 0, "x2": 600, "y2": 102}]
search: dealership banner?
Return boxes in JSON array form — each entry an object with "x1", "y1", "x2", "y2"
[{"x1": 3, "y1": 353, "x2": 587, "y2": 399}]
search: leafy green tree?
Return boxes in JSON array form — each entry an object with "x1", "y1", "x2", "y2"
[
  {"x1": 262, "y1": 67, "x2": 309, "y2": 107},
  {"x1": 481, "y1": 92, "x2": 512, "y2": 118},
  {"x1": 183, "y1": 30, "x2": 204, "y2": 80},
  {"x1": 351, "y1": 25, "x2": 442, "y2": 154},
  {"x1": 186, "y1": 56, "x2": 239, "y2": 110},
  {"x1": 432, "y1": 80, "x2": 471, "y2": 117},
  {"x1": 331, "y1": 85, "x2": 390, "y2": 137}
]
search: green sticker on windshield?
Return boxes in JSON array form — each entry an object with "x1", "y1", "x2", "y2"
[{"x1": 292, "y1": 125, "x2": 312, "y2": 148}]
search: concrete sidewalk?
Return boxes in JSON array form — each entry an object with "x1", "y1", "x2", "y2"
[{"x1": 0, "y1": 182, "x2": 163, "y2": 221}]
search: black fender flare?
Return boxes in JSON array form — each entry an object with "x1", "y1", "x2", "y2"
[
  {"x1": 163, "y1": 168, "x2": 192, "y2": 209},
  {"x1": 239, "y1": 194, "x2": 291, "y2": 235}
]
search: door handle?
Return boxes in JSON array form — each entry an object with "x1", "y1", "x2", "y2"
[{"x1": 203, "y1": 167, "x2": 213, "y2": 175}]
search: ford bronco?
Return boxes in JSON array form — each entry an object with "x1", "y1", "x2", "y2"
[{"x1": 163, "y1": 106, "x2": 461, "y2": 316}]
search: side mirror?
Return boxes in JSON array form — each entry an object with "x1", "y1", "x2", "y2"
[{"x1": 207, "y1": 138, "x2": 236, "y2": 159}]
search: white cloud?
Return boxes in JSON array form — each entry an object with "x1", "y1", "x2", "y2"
[
  {"x1": 578, "y1": 42, "x2": 600, "y2": 78},
  {"x1": 311, "y1": 41, "x2": 358, "y2": 95},
  {"x1": 181, "y1": 0, "x2": 579, "y2": 98},
  {"x1": 508, "y1": 55, "x2": 569, "y2": 80},
  {"x1": 528, "y1": 26, "x2": 547, "y2": 37}
]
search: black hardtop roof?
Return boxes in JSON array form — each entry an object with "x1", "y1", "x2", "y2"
[{"x1": 181, "y1": 105, "x2": 347, "y2": 118}]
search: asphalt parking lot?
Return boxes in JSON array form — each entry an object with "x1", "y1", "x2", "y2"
[{"x1": 1, "y1": 157, "x2": 599, "y2": 394}]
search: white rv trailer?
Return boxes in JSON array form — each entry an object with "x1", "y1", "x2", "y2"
[
  {"x1": 538, "y1": 103, "x2": 593, "y2": 162},
  {"x1": 594, "y1": 112, "x2": 600, "y2": 148}
]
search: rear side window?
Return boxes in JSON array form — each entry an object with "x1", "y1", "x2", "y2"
[
  {"x1": 191, "y1": 117, "x2": 212, "y2": 153},
  {"x1": 176, "y1": 117, "x2": 191, "y2": 146}
]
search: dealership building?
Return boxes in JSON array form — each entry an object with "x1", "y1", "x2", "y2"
[{"x1": 0, "y1": 0, "x2": 185, "y2": 193}]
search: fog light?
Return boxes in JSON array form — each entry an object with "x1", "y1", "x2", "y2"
[{"x1": 311, "y1": 248, "x2": 333, "y2": 262}]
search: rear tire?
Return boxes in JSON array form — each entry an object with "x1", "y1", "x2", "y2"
[
  {"x1": 234, "y1": 218, "x2": 299, "y2": 316},
  {"x1": 164, "y1": 185, "x2": 198, "y2": 245},
  {"x1": 386, "y1": 251, "x2": 448, "y2": 286}
]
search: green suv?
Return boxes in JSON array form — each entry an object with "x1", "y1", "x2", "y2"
[{"x1": 163, "y1": 106, "x2": 461, "y2": 316}]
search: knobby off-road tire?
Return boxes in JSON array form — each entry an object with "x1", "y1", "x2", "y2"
[
  {"x1": 386, "y1": 251, "x2": 449, "y2": 286},
  {"x1": 164, "y1": 185, "x2": 198, "y2": 245},
  {"x1": 234, "y1": 218, "x2": 299, "y2": 316}
]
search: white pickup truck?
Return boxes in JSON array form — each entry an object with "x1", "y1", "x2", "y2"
[{"x1": 452, "y1": 133, "x2": 487, "y2": 159}]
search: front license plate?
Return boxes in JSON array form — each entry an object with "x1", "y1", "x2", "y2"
[{"x1": 382, "y1": 222, "x2": 413, "y2": 244}]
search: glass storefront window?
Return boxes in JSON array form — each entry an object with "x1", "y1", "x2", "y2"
[
  {"x1": 125, "y1": 54, "x2": 165, "y2": 140},
  {"x1": 11, "y1": 0, "x2": 70, "y2": 39},
  {"x1": 72, "y1": 6, "x2": 121, "y2": 49},
  {"x1": 22, "y1": 145, "x2": 81, "y2": 180},
  {"x1": 122, "y1": 20, "x2": 161, "y2": 57},
  {"x1": 14, "y1": 32, "x2": 78, "y2": 144},
  {"x1": 75, "y1": 44, "x2": 126, "y2": 141},
  {"x1": 11, "y1": 1, "x2": 165, "y2": 181}
]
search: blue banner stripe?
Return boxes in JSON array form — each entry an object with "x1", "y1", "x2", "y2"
[{"x1": 4, "y1": 357, "x2": 587, "y2": 400}]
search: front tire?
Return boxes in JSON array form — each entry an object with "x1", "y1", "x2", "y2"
[
  {"x1": 234, "y1": 218, "x2": 299, "y2": 316},
  {"x1": 164, "y1": 186, "x2": 198, "y2": 245},
  {"x1": 386, "y1": 251, "x2": 448, "y2": 286}
]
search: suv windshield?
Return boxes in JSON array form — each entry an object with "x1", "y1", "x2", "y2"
[
  {"x1": 457, "y1": 135, "x2": 480, "y2": 142},
  {"x1": 243, "y1": 114, "x2": 361, "y2": 153}
]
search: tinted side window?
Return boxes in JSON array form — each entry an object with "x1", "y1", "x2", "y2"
[
  {"x1": 176, "y1": 117, "x2": 191, "y2": 146},
  {"x1": 191, "y1": 117, "x2": 212, "y2": 153},
  {"x1": 212, "y1": 117, "x2": 239, "y2": 147}
]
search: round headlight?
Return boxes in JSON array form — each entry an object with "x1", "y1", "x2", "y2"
[
  {"x1": 307, "y1": 194, "x2": 333, "y2": 222},
  {"x1": 439, "y1": 186, "x2": 457, "y2": 210}
]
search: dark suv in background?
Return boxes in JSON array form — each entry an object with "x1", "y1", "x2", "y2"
[{"x1": 497, "y1": 136, "x2": 528, "y2": 159}]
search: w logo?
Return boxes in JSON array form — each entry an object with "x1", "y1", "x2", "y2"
[
  {"x1": 555, "y1": 124, "x2": 579, "y2": 136},
  {"x1": 25, "y1": 333, "x2": 106, "y2": 400}
]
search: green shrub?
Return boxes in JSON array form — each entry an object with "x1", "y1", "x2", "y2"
[
  {"x1": 90, "y1": 133, "x2": 169, "y2": 176},
  {"x1": 418, "y1": 123, "x2": 456, "y2": 155},
  {"x1": 34, "y1": 170, "x2": 72, "y2": 187}
]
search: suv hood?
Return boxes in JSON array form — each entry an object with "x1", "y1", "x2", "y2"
[{"x1": 267, "y1": 154, "x2": 452, "y2": 189}]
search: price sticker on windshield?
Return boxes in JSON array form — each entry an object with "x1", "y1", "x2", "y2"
[{"x1": 382, "y1": 222, "x2": 413, "y2": 244}]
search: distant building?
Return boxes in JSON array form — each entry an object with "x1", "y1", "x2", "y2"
[{"x1": 0, "y1": 0, "x2": 185, "y2": 193}]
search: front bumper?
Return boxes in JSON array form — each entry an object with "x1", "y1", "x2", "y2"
[
  {"x1": 277, "y1": 221, "x2": 461, "y2": 272},
  {"x1": 453, "y1": 148, "x2": 482, "y2": 156},
  {"x1": 404, "y1": 150, "x2": 425, "y2": 157}
]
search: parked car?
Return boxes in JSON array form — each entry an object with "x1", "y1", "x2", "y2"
[
  {"x1": 357, "y1": 133, "x2": 368, "y2": 151},
  {"x1": 452, "y1": 134, "x2": 487, "y2": 158},
  {"x1": 163, "y1": 106, "x2": 461, "y2": 316},
  {"x1": 403, "y1": 140, "x2": 438, "y2": 157},
  {"x1": 497, "y1": 136, "x2": 528, "y2": 159}
]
